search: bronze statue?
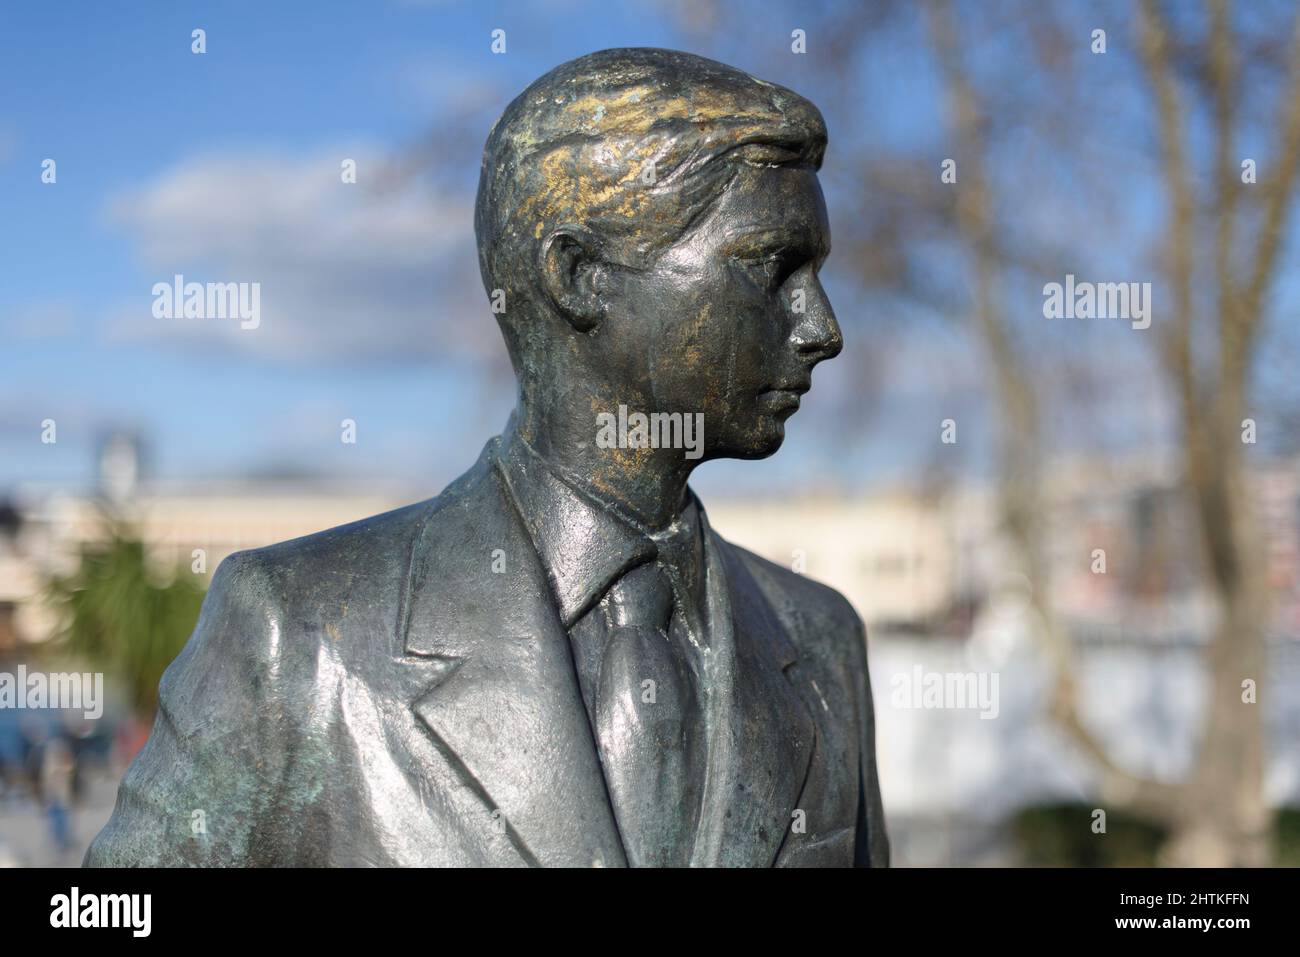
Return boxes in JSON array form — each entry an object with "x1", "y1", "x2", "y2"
[{"x1": 85, "y1": 48, "x2": 888, "y2": 867}]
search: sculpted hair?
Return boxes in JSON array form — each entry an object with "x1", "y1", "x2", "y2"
[{"x1": 474, "y1": 47, "x2": 827, "y2": 366}]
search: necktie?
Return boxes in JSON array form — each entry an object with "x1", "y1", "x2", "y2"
[{"x1": 594, "y1": 560, "x2": 695, "y2": 866}]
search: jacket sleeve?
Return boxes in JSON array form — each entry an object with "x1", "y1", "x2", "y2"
[
  {"x1": 83, "y1": 551, "x2": 290, "y2": 867},
  {"x1": 851, "y1": 616, "x2": 890, "y2": 867}
]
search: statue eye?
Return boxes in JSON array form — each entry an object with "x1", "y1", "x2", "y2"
[{"x1": 739, "y1": 251, "x2": 797, "y2": 290}]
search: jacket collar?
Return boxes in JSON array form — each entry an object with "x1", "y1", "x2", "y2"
[
  {"x1": 398, "y1": 437, "x2": 627, "y2": 867},
  {"x1": 495, "y1": 428, "x2": 664, "y2": 627}
]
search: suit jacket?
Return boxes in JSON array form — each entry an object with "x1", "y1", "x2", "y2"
[{"x1": 85, "y1": 438, "x2": 888, "y2": 867}]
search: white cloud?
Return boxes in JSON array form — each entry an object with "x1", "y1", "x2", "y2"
[{"x1": 105, "y1": 147, "x2": 503, "y2": 365}]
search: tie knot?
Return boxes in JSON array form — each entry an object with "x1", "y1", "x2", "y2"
[{"x1": 606, "y1": 560, "x2": 673, "y2": 630}]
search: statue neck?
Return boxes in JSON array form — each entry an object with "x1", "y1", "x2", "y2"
[{"x1": 510, "y1": 401, "x2": 696, "y2": 531}]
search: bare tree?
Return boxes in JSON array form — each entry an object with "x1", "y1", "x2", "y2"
[
  {"x1": 921, "y1": 0, "x2": 1185, "y2": 844},
  {"x1": 918, "y1": 0, "x2": 1298, "y2": 865},
  {"x1": 1126, "y1": 0, "x2": 1300, "y2": 865}
]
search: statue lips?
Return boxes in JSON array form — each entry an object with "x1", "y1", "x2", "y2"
[{"x1": 759, "y1": 380, "x2": 811, "y2": 411}]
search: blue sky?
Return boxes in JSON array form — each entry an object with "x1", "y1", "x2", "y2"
[
  {"x1": 1, "y1": 1, "x2": 693, "y2": 492},
  {"x1": 3, "y1": 1, "x2": 1294, "y2": 502},
  {"x1": 3, "y1": 0, "x2": 965, "y2": 500}
]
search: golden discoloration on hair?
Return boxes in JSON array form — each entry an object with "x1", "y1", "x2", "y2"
[{"x1": 475, "y1": 48, "x2": 826, "y2": 393}]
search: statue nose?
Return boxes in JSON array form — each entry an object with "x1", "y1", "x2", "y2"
[{"x1": 791, "y1": 285, "x2": 842, "y2": 362}]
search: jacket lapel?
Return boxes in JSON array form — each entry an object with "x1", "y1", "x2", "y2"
[
  {"x1": 397, "y1": 443, "x2": 626, "y2": 867},
  {"x1": 393, "y1": 442, "x2": 814, "y2": 868},
  {"x1": 692, "y1": 518, "x2": 816, "y2": 867}
]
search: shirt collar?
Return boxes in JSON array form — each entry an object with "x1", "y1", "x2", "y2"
[{"x1": 496, "y1": 429, "x2": 663, "y2": 628}]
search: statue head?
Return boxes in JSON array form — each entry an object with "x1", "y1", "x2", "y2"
[{"x1": 475, "y1": 48, "x2": 841, "y2": 468}]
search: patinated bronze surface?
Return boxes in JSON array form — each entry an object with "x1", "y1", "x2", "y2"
[{"x1": 85, "y1": 48, "x2": 888, "y2": 867}]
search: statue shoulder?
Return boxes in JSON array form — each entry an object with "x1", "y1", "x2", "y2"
[
  {"x1": 730, "y1": 542, "x2": 868, "y2": 662},
  {"x1": 219, "y1": 498, "x2": 432, "y2": 595},
  {"x1": 211, "y1": 442, "x2": 505, "y2": 616}
]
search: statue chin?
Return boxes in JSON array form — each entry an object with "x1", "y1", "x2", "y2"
[{"x1": 718, "y1": 422, "x2": 788, "y2": 461}]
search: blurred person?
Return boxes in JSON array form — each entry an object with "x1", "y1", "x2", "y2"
[{"x1": 39, "y1": 732, "x2": 76, "y2": 861}]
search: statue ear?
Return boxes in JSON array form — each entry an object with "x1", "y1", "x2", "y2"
[{"x1": 540, "y1": 225, "x2": 607, "y2": 332}]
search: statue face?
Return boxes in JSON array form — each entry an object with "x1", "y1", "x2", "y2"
[{"x1": 600, "y1": 163, "x2": 842, "y2": 460}]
